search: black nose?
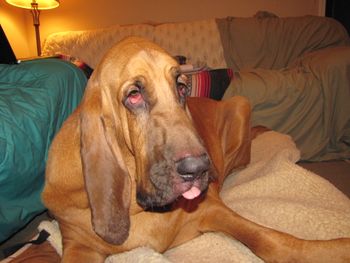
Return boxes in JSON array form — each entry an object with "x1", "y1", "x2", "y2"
[{"x1": 176, "y1": 154, "x2": 210, "y2": 181}]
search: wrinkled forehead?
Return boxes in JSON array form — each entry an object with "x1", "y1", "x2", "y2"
[
  {"x1": 126, "y1": 49, "x2": 179, "y2": 80},
  {"x1": 97, "y1": 39, "x2": 179, "y2": 83}
]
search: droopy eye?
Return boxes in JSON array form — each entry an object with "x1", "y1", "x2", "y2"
[
  {"x1": 124, "y1": 82, "x2": 145, "y2": 110},
  {"x1": 127, "y1": 87, "x2": 142, "y2": 104},
  {"x1": 176, "y1": 74, "x2": 189, "y2": 99}
]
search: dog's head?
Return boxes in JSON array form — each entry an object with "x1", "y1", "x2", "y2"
[{"x1": 79, "y1": 37, "x2": 210, "y2": 244}]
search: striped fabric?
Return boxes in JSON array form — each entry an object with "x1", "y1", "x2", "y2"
[
  {"x1": 57, "y1": 54, "x2": 93, "y2": 78},
  {"x1": 186, "y1": 68, "x2": 234, "y2": 100}
]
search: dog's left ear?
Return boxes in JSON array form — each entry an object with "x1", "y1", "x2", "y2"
[
  {"x1": 80, "y1": 84, "x2": 131, "y2": 245},
  {"x1": 187, "y1": 96, "x2": 251, "y2": 185}
]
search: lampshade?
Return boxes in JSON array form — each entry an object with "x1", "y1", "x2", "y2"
[{"x1": 6, "y1": 0, "x2": 59, "y2": 10}]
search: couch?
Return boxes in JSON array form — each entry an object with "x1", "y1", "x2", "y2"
[{"x1": 42, "y1": 13, "x2": 350, "y2": 161}]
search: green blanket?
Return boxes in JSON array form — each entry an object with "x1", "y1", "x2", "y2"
[{"x1": 0, "y1": 59, "x2": 87, "y2": 242}]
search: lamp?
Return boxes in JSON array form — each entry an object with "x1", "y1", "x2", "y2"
[{"x1": 6, "y1": 0, "x2": 60, "y2": 56}]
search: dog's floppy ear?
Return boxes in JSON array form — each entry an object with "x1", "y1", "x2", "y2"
[
  {"x1": 80, "y1": 84, "x2": 131, "y2": 245},
  {"x1": 187, "y1": 96, "x2": 251, "y2": 186}
]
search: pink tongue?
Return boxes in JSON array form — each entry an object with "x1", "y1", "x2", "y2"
[{"x1": 182, "y1": 186, "x2": 201, "y2": 200}]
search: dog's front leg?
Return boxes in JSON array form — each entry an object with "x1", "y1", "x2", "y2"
[{"x1": 61, "y1": 241, "x2": 107, "y2": 263}]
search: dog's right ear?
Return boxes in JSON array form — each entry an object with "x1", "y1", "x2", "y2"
[{"x1": 80, "y1": 84, "x2": 131, "y2": 245}]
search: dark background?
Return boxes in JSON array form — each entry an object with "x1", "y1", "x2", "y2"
[{"x1": 326, "y1": 0, "x2": 350, "y2": 35}]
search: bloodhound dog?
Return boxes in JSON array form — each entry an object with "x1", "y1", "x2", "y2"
[{"x1": 42, "y1": 37, "x2": 350, "y2": 263}]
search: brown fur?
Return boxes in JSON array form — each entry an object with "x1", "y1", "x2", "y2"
[{"x1": 42, "y1": 37, "x2": 350, "y2": 263}]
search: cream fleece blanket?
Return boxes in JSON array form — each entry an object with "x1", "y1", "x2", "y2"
[{"x1": 38, "y1": 131, "x2": 350, "y2": 262}]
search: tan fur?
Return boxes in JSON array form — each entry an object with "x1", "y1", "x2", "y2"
[{"x1": 42, "y1": 37, "x2": 350, "y2": 263}]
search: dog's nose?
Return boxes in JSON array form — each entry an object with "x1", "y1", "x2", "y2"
[{"x1": 176, "y1": 154, "x2": 210, "y2": 181}]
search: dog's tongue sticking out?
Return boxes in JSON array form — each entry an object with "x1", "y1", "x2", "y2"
[{"x1": 182, "y1": 186, "x2": 201, "y2": 200}]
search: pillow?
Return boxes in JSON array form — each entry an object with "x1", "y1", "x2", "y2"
[{"x1": 185, "y1": 68, "x2": 233, "y2": 100}]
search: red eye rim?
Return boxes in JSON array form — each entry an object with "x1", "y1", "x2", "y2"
[
  {"x1": 127, "y1": 88, "x2": 143, "y2": 105},
  {"x1": 177, "y1": 84, "x2": 187, "y2": 98},
  {"x1": 124, "y1": 83, "x2": 146, "y2": 109},
  {"x1": 176, "y1": 74, "x2": 189, "y2": 99}
]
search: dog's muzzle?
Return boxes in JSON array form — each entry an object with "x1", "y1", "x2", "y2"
[{"x1": 175, "y1": 153, "x2": 210, "y2": 200}]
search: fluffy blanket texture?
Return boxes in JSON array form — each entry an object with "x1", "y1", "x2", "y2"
[{"x1": 38, "y1": 131, "x2": 350, "y2": 262}]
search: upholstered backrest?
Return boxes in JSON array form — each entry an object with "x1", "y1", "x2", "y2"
[
  {"x1": 153, "y1": 19, "x2": 226, "y2": 69},
  {"x1": 42, "y1": 19, "x2": 227, "y2": 69},
  {"x1": 216, "y1": 15, "x2": 350, "y2": 70},
  {"x1": 42, "y1": 24, "x2": 154, "y2": 69}
]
